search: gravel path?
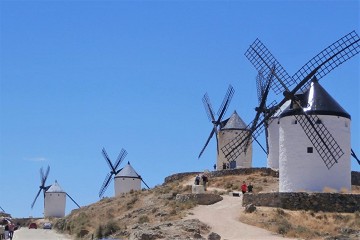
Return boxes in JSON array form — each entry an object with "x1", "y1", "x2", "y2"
[
  {"x1": 12, "y1": 228, "x2": 73, "y2": 240},
  {"x1": 185, "y1": 194, "x2": 294, "y2": 239}
]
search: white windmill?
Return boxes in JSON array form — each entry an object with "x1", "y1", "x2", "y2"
[
  {"x1": 31, "y1": 166, "x2": 80, "y2": 217},
  {"x1": 223, "y1": 31, "x2": 360, "y2": 192},
  {"x1": 99, "y1": 148, "x2": 150, "y2": 198}
]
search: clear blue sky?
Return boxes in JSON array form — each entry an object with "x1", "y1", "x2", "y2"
[{"x1": 0, "y1": 0, "x2": 359, "y2": 218}]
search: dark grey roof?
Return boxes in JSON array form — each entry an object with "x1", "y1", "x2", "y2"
[{"x1": 280, "y1": 81, "x2": 350, "y2": 119}]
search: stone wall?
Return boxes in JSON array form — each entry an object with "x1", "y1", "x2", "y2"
[
  {"x1": 176, "y1": 193, "x2": 223, "y2": 205},
  {"x1": 243, "y1": 192, "x2": 360, "y2": 213}
]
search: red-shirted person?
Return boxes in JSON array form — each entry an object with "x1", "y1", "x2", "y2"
[{"x1": 241, "y1": 181, "x2": 247, "y2": 194}]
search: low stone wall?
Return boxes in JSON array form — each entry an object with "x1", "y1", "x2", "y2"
[
  {"x1": 176, "y1": 193, "x2": 223, "y2": 205},
  {"x1": 243, "y1": 192, "x2": 360, "y2": 213}
]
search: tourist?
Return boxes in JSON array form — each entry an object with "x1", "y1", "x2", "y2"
[
  {"x1": 201, "y1": 174, "x2": 208, "y2": 191},
  {"x1": 241, "y1": 181, "x2": 247, "y2": 194},
  {"x1": 8, "y1": 222, "x2": 15, "y2": 240},
  {"x1": 194, "y1": 175, "x2": 200, "y2": 185},
  {"x1": 248, "y1": 182, "x2": 253, "y2": 193}
]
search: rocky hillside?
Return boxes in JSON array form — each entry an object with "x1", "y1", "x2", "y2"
[{"x1": 48, "y1": 169, "x2": 360, "y2": 240}]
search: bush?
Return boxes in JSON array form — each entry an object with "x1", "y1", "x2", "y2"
[
  {"x1": 138, "y1": 215, "x2": 149, "y2": 224},
  {"x1": 103, "y1": 221, "x2": 120, "y2": 236},
  {"x1": 277, "y1": 219, "x2": 292, "y2": 235}
]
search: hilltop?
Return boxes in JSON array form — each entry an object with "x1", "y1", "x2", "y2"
[{"x1": 15, "y1": 168, "x2": 360, "y2": 239}]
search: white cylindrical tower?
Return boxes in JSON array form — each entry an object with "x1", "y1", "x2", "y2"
[
  {"x1": 44, "y1": 181, "x2": 66, "y2": 218},
  {"x1": 267, "y1": 117, "x2": 280, "y2": 169},
  {"x1": 114, "y1": 162, "x2": 141, "y2": 195},
  {"x1": 218, "y1": 111, "x2": 252, "y2": 169},
  {"x1": 279, "y1": 81, "x2": 351, "y2": 192},
  {"x1": 267, "y1": 100, "x2": 291, "y2": 170}
]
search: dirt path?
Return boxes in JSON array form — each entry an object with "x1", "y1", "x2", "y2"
[
  {"x1": 12, "y1": 228, "x2": 73, "y2": 240},
  {"x1": 185, "y1": 194, "x2": 294, "y2": 240},
  {"x1": 182, "y1": 176, "x2": 294, "y2": 239}
]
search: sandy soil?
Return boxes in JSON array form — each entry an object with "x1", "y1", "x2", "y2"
[
  {"x1": 12, "y1": 228, "x2": 73, "y2": 240},
  {"x1": 182, "y1": 176, "x2": 294, "y2": 240},
  {"x1": 185, "y1": 194, "x2": 295, "y2": 240}
]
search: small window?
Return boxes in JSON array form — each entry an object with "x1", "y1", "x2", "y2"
[
  {"x1": 315, "y1": 119, "x2": 322, "y2": 124},
  {"x1": 292, "y1": 120, "x2": 297, "y2": 125},
  {"x1": 345, "y1": 122, "x2": 348, "y2": 127},
  {"x1": 307, "y1": 147, "x2": 313, "y2": 153}
]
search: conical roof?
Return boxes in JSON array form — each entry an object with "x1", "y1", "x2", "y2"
[
  {"x1": 46, "y1": 180, "x2": 65, "y2": 193},
  {"x1": 280, "y1": 81, "x2": 350, "y2": 119},
  {"x1": 222, "y1": 111, "x2": 247, "y2": 130},
  {"x1": 115, "y1": 162, "x2": 140, "y2": 178}
]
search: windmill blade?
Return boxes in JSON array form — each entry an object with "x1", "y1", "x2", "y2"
[
  {"x1": 40, "y1": 167, "x2": 45, "y2": 185},
  {"x1": 66, "y1": 193, "x2": 81, "y2": 208},
  {"x1": 102, "y1": 148, "x2": 116, "y2": 172},
  {"x1": 217, "y1": 84, "x2": 235, "y2": 120},
  {"x1": 256, "y1": 71, "x2": 266, "y2": 105},
  {"x1": 202, "y1": 93, "x2": 216, "y2": 122},
  {"x1": 99, "y1": 172, "x2": 113, "y2": 198},
  {"x1": 243, "y1": 71, "x2": 275, "y2": 153},
  {"x1": 198, "y1": 127, "x2": 216, "y2": 159},
  {"x1": 0, "y1": 206, "x2": 4, "y2": 212},
  {"x1": 114, "y1": 148, "x2": 128, "y2": 171},
  {"x1": 31, "y1": 188, "x2": 42, "y2": 209},
  {"x1": 140, "y1": 178, "x2": 150, "y2": 189},
  {"x1": 43, "y1": 165, "x2": 50, "y2": 184},
  {"x1": 293, "y1": 31, "x2": 360, "y2": 93},
  {"x1": 351, "y1": 149, "x2": 360, "y2": 165},
  {"x1": 253, "y1": 136, "x2": 267, "y2": 154},
  {"x1": 245, "y1": 39, "x2": 296, "y2": 94},
  {"x1": 221, "y1": 101, "x2": 278, "y2": 162},
  {"x1": 292, "y1": 103, "x2": 344, "y2": 169}
]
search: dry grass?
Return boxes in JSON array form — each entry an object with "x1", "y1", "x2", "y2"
[
  {"x1": 240, "y1": 206, "x2": 360, "y2": 239},
  {"x1": 209, "y1": 172, "x2": 279, "y2": 193}
]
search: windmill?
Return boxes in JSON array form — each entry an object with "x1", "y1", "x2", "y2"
[
  {"x1": 198, "y1": 84, "x2": 235, "y2": 160},
  {"x1": 198, "y1": 85, "x2": 253, "y2": 169},
  {"x1": 99, "y1": 148, "x2": 149, "y2": 198},
  {"x1": 31, "y1": 166, "x2": 80, "y2": 217},
  {"x1": 222, "y1": 31, "x2": 360, "y2": 192},
  {"x1": 0, "y1": 206, "x2": 5, "y2": 213}
]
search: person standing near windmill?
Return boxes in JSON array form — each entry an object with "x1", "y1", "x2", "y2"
[{"x1": 241, "y1": 181, "x2": 247, "y2": 194}]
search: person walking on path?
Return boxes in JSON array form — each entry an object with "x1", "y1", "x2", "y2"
[
  {"x1": 195, "y1": 175, "x2": 200, "y2": 185},
  {"x1": 201, "y1": 174, "x2": 208, "y2": 191},
  {"x1": 8, "y1": 222, "x2": 15, "y2": 240},
  {"x1": 248, "y1": 182, "x2": 253, "y2": 193},
  {"x1": 241, "y1": 181, "x2": 247, "y2": 194}
]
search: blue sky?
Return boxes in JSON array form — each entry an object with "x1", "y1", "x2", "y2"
[{"x1": 0, "y1": 0, "x2": 359, "y2": 218}]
